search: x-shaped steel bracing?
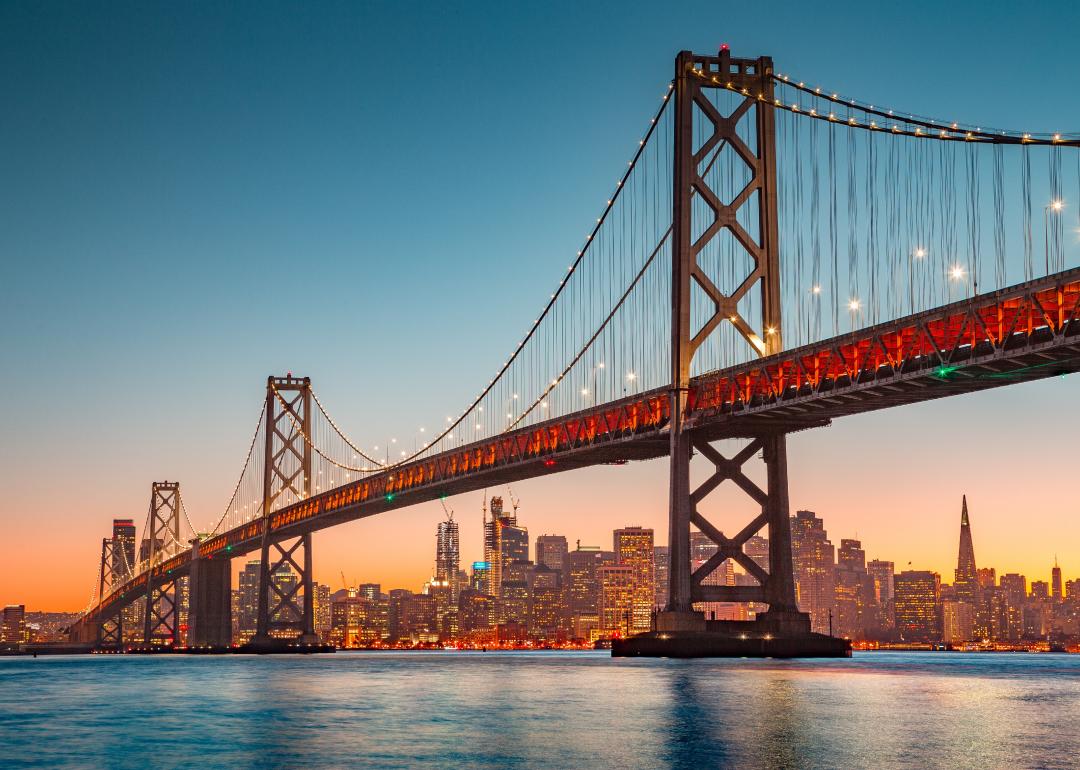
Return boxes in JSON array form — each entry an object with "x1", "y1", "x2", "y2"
[{"x1": 688, "y1": 438, "x2": 773, "y2": 604}]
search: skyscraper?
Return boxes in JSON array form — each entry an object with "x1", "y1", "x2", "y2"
[
  {"x1": 614, "y1": 527, "x2": 655, "y2": 635},
  {"x1": 112, "y1": 518, "x2": 140, "y2": 642},
  {"x1": 894, "y1": 570, "x2": 940, "y2": 641},
  {"x1": 867, "y1": 560, "x2": 895, "y2": 606},
  {"x1": 567, "y1": 545, "x2": 604, "y2": 618},
  {"x1": 483, "y1": 496, "x2": 527, "y2": 598},
  {"x1": 1052, "y1": 559, "x2": 1063, "y2": 603},
  {"x1": 528, "y1": 563, "x2": 561, "y2": 639},
  {"x1": 597, "y1": 564, "x2": 634, "y2": 638},
  {"x1": 653, "y1": 546, "x2": 670, "y2": 609},
  {"x1": 237, "y1": 560, "x2": 261, "y2": 641},
  {"x1": 954, "y1": 495, "x2": 979, "y2": 605},
  {"x1": 790, "y1": 510, "x2": 836, "y2": 634},
  {"x1": 1, "y1": 605, "x2": 26, "y2": 645},
  {"x1": 835, "y1": 539, "x2": 876, "y2": 639},
  {"x1": 535, "y1": 535, "x2": 569, "y2": 578},
  {"x1": 435, "y1": 518, "x2": 460, "y2": 595},
  {"x1": 111, "y1": 519, "x2": 136, "y2": 578}
]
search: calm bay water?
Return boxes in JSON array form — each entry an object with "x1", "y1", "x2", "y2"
[{"x1": 2, "y1": 651, "x2": 1078, "y2": 769}]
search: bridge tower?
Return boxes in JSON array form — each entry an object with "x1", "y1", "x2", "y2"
[
  {"x1": 655, "y1": 47, "x2": 827, "y2": 650},
  {"x1": 142, "y1": 480, "x2": 182, "y2": 645},
  {"x1": 96, "y1": 537, "x2": 123, "y2": 649},
  {"x1": 252, "y1": 375, "x2": 319, "y2": 647}
]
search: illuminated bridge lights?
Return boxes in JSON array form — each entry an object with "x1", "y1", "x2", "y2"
[{"x1": 73, "y1": 269, "x2": 1080, "y2": 631}]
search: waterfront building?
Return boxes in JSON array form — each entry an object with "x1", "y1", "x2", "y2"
[
  {"x1": 330, "y1": 588, "x2": 362, "y2": 647},
  {"x1": 528, "y1": 563, "x2": 561, "y2": 639},
  {"x1": 387, "y1": 589, "x2": 414, "y2": 642},
  {"x1": 867, "y1": 559, "x2": 895, "y2": 629},
  {"x1": 236, "y1": 560, "x2": 261, "y2": 642},
  {"x1": 941, "y1": 600, "x2": 975, "y2": 643},
  {"x1": 790, "y1": 510, "x2": 837, "y2": 634},
  {"x1": 867, "y1": 560, "x2": 895, "y2": 605},
  {"x1": 597, "y1": 564, "x2": 634, "y2": 638},
  {"x1": 894, "y1": 570, "x2": 940, "y2": 641},
  {"x1": 567, "y1": 544, "x2": 604, "y2": 618},
  {"x1": 654, "y1": 545, "x2": 670, "y2": 609},
  {"x1": 614, "y1": 526, "x2": 655, "y2": 635},
  {"x1": 1, "y1": 605, "x2": 26, "y2": 645},
  {"x1": 457, "y1": 589, "x2": 494, "y2": 636},
  {"x1": 835, "y1": 538, "x2": 877, "y2": 639},
  {"x1": 313, "y1": 583, "x2": 332, "y2": 641}
]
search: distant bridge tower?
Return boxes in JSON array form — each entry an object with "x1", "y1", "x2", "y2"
[
  {"x1": 96, "y1": 537, "x2": 123, "y2": 648},
  {"x1": 142, "y1": 480, "x2": 182, "y2": 645},
  {"x1": 661, "y1": 48, "x2": 811, "y2": 637},
  {"x1": 252, "y1": 375, "x2": 319, "y2": 645}
]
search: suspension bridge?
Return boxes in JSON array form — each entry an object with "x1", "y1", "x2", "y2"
[{"x1": 67, "y1": 48, "x2": 1080, "y2": 655}]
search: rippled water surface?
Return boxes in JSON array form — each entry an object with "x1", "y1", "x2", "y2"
[{"x1": 2, "y1": 651, "x2": 1079, "y2": 769}]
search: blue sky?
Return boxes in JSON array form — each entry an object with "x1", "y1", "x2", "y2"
[{"x1": 3, "y1": 1, "x2": 1079, "y2": 607}]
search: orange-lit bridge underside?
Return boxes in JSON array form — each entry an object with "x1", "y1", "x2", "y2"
[{"x1": 77, "y1": 267, "x2": 1080, "y2": 629}]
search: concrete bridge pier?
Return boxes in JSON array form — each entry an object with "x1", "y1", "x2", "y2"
[{"x1": 187, "y1": 541, "x2": 232, "y2": 648}]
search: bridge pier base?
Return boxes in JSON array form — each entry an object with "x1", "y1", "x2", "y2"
[
  {"x1": 626, "y1": 429, "x2": 848, "y2": 659},
  {"x1": 188, "y1": 548, "x2": 232, "y2": 648}
]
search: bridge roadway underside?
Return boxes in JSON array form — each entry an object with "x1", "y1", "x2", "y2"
[{"x1": 77, "y1": 268, "x2": 1080, "y2": 632}]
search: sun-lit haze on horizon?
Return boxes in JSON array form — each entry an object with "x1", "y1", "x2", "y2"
[{"x1": 2, "y1": 1, "x2": 1079, "y2": 610}]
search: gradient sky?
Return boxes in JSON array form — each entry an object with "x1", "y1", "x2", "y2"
[{"x1": 3, "y1": 1, "x2": 1079, "y2": 610}]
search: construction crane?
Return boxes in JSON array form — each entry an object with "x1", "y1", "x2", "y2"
[
  {"x1": 506, "y1": 486, "x2": 520, "y2": 517},
  {"x1": 439, "y1": 496, "x2": 454, "y2": 521},
  {"x1": 340, "y1": 571, "x2": 349, "y2": 591}
]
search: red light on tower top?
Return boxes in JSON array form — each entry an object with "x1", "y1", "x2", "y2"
[{"x1": 720, "y1": 43, "x2": 730, "y2": 52}]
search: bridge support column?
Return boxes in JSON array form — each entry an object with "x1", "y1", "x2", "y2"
[
  {"x1": 619, "y1": 46, "x2": 846, "y2": 657},
  {"x1": 142, "y1": 481, "x2": 181, "y2": 646},
  {"x1": 249, "y1": 375, "x2": 321, "y2": 650},
  {"x1": 99, "y1": 612, "x2": 123, "y2": 650},
  {"x1": 188, "y1": 541, "x2": 233, "y2": 648},
  {"x1": 628, "y1": 430, "x2": 847, "y2": 657}
]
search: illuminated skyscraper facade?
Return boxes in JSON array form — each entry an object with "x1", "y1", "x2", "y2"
[
  {"x1": 894, "y1": 570, "x2": 940, "y2": 641},
  {"x1": 535, "y1": 535, "x2": 569, "y2": 578},
  {"x1": 614, "y1": 527, "x2": 654, "y2": 635},
  {"x1": 111, "y1": 519, "x2": 136, "y2": 578},
  {"x1": 435, "y1": 518, "x2": 460, "y2": 596},
  {"x1": 597, "y1": 564, "x2": 633, "y2": 638},
  {"x1": 791, "y1": 510, "x2": 837, "y2": 634}
]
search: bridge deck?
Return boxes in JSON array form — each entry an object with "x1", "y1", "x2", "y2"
[{"x1": 78, "y1": 267, "x2": 1080, "y2": 627}]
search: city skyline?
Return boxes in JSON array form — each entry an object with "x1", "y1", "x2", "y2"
[
  {"x1": 6, "y1": 481, "x2": 1077, "y2": 612},
  {"x1": 6, "y1": 5, "x2": 1080, "y2": 769},
  {"x1": 3, "y1": 2, "x2": 1079, "y2": 614}
]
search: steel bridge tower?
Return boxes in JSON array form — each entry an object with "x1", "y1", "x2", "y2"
[
  {"x1": 649, "y1": 48, "x2": 840, "y2": 654},
  {"x1": 96, "y1": 537, "x2": 123, "y2": 649},
  {"x1": 142, "y1": 480, "x2": 182, "y2": 645},
  {"x1": 252, "y1": 375, "x2": 319, "y2": 646}
]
